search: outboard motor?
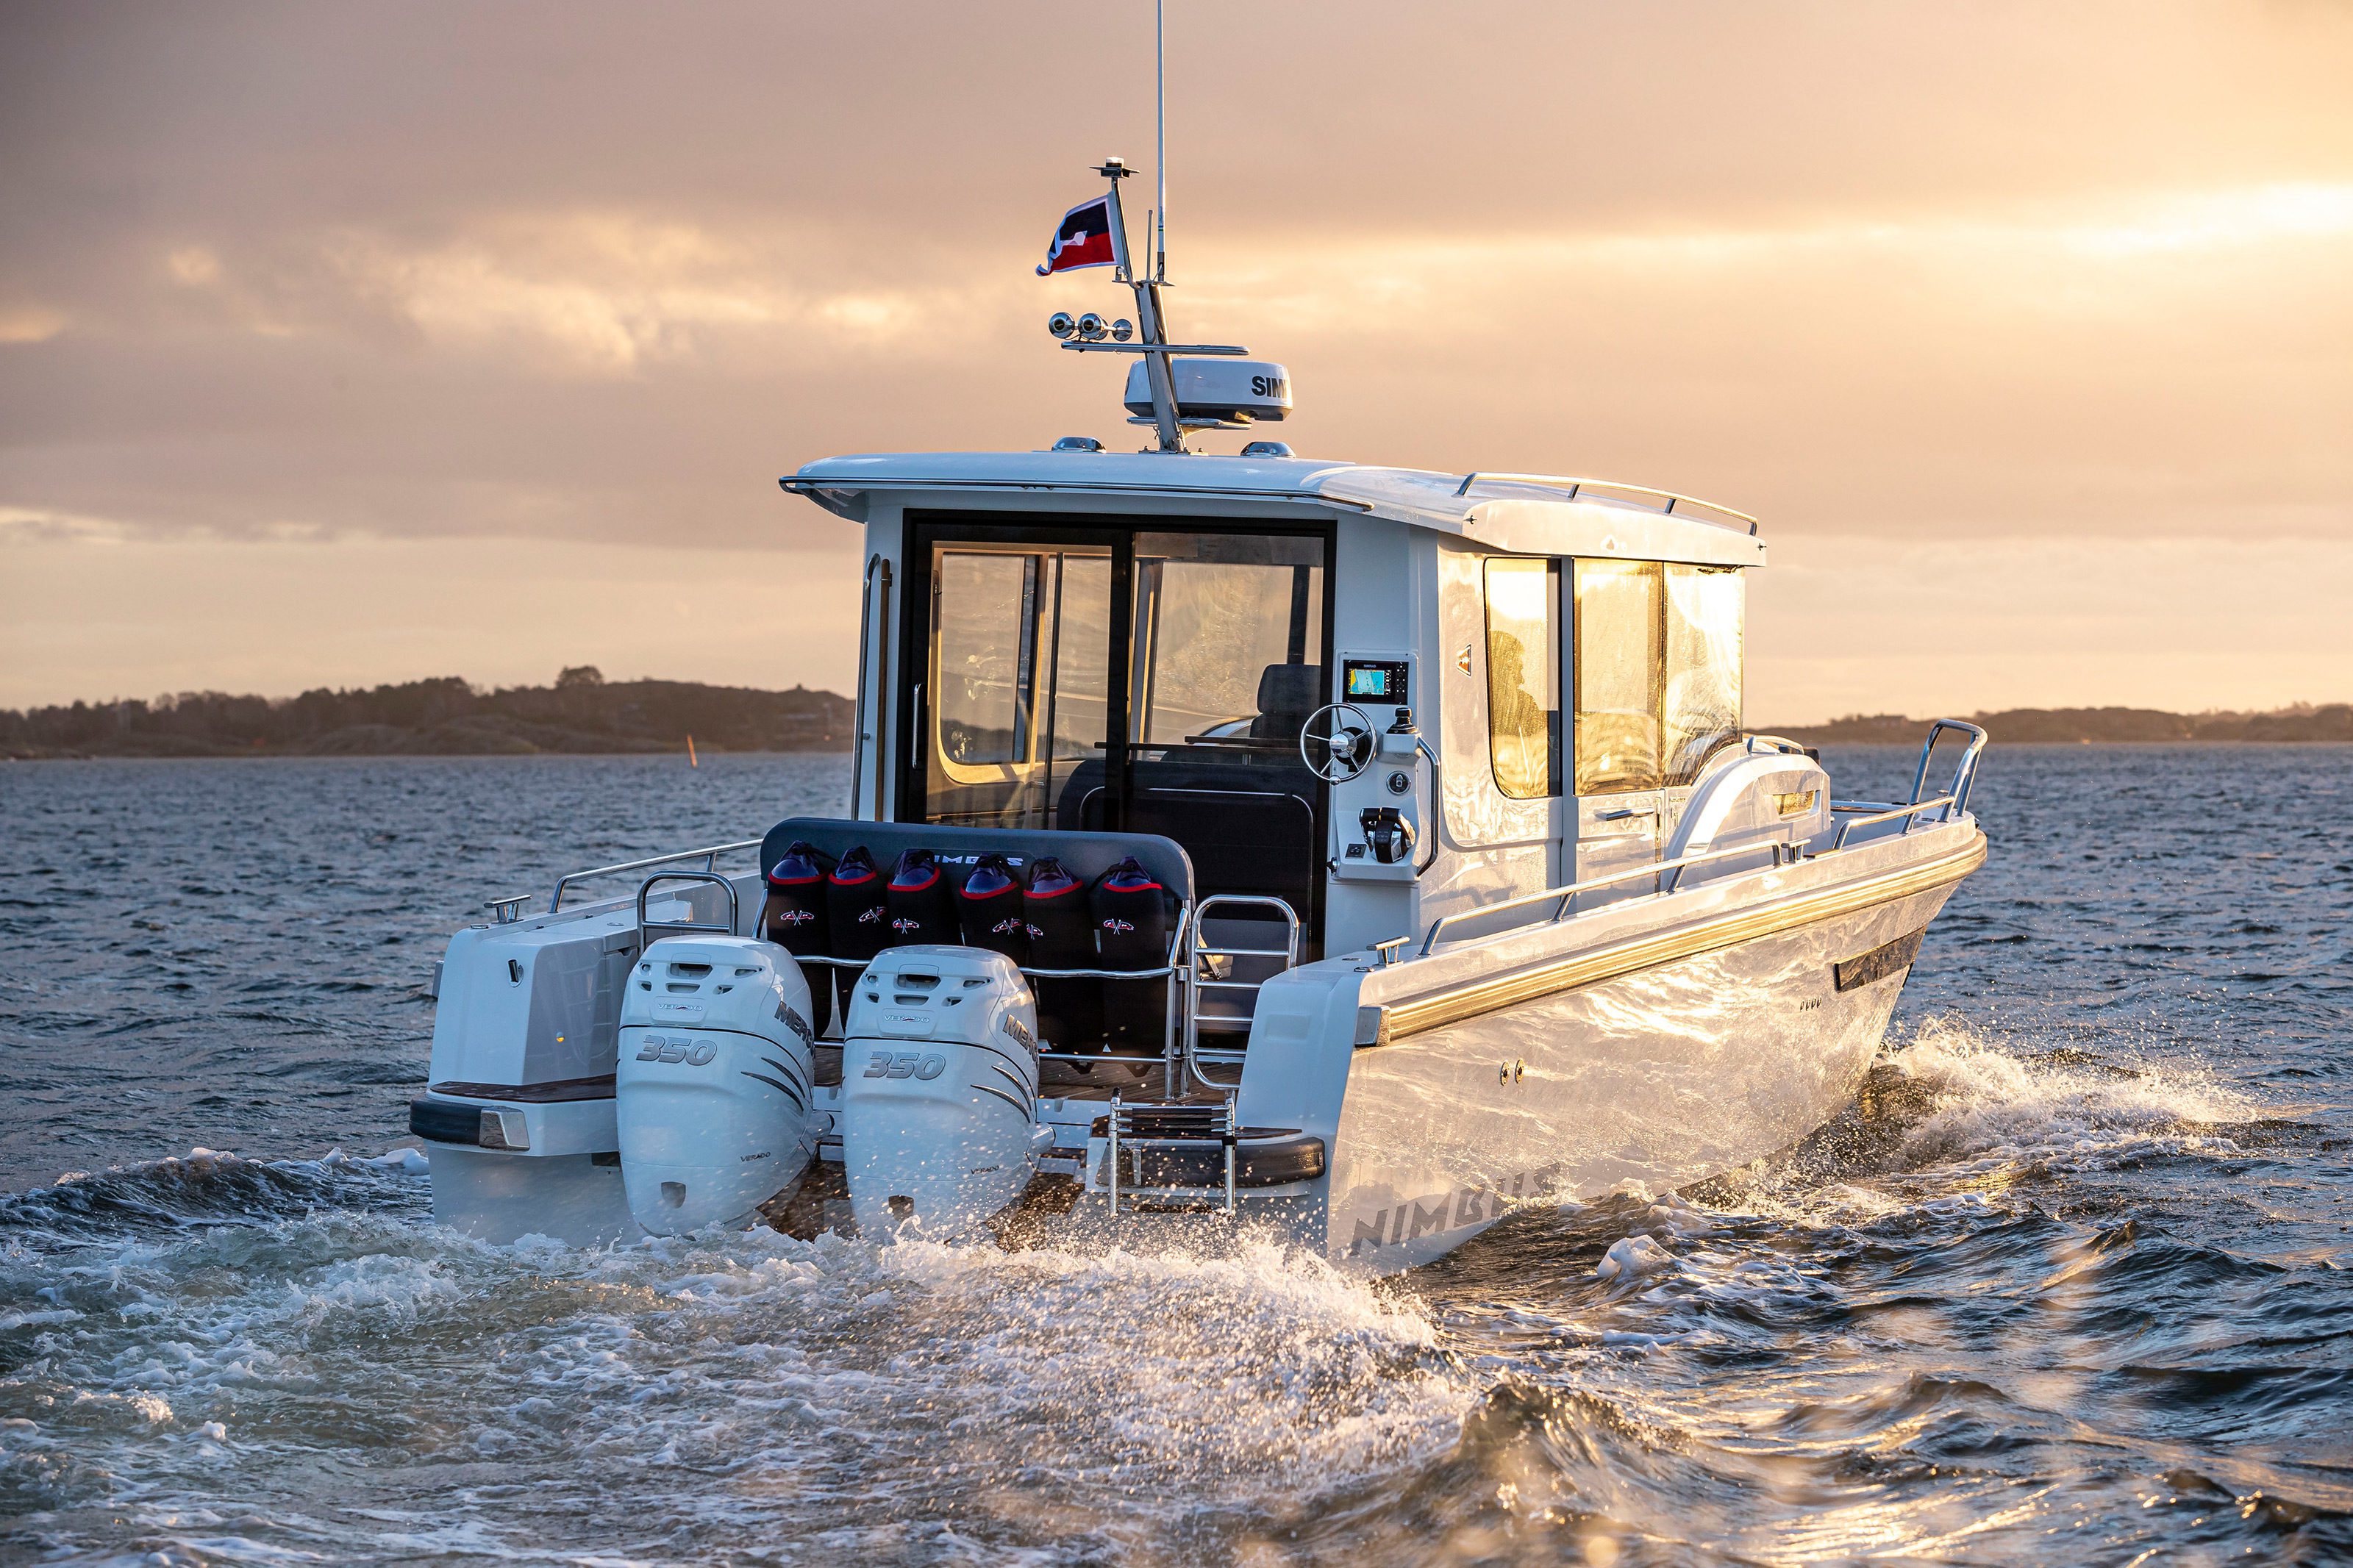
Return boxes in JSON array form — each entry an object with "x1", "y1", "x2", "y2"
[
  {"x1": 615, "y1": 935, "x2": 819, "y2": 1234},
  {"x1": 839, "y1": 945, "x2": 1043, "y2": 1235},
  {"x1": 956, "y1": 853, "x2": 1029, "y2": 963},
  {"x1": 826, "y1": 845, "x2": 890, "y2": 962},
  {"x1": 1024, "y1": 856, "x2": 1099, "y2": 1053},
  {"x1": 1093, "y1": 856, "x2": 1171, "y2": 1049},
  {"x1": 885, "y1": 848, "x2": 958, "y2": 945}
]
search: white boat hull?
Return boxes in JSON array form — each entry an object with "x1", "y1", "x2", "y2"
[{"x1": 1318, "y1": 880, "x2": 1956, "y2": 1269}]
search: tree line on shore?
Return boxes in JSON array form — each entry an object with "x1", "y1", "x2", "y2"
[
  {"x1": 1768, "y1": 704, "x2": 2353, "y2": 745},
  {"x1": 7, "y1": 676, "x2": 2348, "y2": 759},
  {"x1": 1, "y1": 667, "x2": 852, "y2": 759}
]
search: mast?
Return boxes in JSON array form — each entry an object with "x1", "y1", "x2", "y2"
[{"x1": 1096, "y1": 160, "x2": 1183, "y2": 453}]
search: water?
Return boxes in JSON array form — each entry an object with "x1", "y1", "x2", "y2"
[{"x1": 2, "y1": 747, "x2": 2348, "y2": 1564}]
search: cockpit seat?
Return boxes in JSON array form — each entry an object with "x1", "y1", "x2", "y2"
[{"x1": 1248, "y1": 662, "x2": 1326, "y2": 746}]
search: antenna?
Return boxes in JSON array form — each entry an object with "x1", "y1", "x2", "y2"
[
  {"x1": 1043, "y1": 7, "x2": 1288, "y2": 453},
  {"x1": 1155, "y1": 0, "x2": 1167, "y2": 283}
]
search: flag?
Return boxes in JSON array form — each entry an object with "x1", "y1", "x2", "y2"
[{"x1": 1036, "y1": 196, "x2": 1118, "y2": 276}]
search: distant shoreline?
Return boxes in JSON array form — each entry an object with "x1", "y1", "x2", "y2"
[
  {"x1": 9, "y1": 682, "x2": 2349, "y2": 758},
  {"x1": 0, "y1": 669, "x2": 853, "y2": 761},
  {"x1": 1763, "y1": 705, "x2": 2353, "y2": 746}
]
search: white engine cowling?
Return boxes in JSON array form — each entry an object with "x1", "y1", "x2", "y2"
[
  {"x1": 840, "y1": 945, "x2": 1043, "y2": 1236},
  {"x1": 617, "y1": 935, "x2": 819, "y2": 1234}
]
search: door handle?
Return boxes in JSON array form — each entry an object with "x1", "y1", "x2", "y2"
[{"x1": 1595, "y1": 806, "x2": 1657, "y2": 821}]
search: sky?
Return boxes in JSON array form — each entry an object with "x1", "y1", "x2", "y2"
[{"x1": 2, "y1": 1, "x2": 2348, "y2": 723}]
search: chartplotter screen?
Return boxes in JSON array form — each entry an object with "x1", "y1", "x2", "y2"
[{"x1": 1342, "y1": 659, "x2": 1410, "y2": 704}]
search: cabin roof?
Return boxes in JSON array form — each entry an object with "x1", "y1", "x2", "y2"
[{"x1": 784, "y1": 451, "x2": 1768, "y2": 568}]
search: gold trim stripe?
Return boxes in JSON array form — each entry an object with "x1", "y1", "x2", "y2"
[{"x1": 1379, "y1": 832, "x2": 1988, "y2": 1042}]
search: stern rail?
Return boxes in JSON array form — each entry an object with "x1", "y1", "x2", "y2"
[{"x1": 540, "y1": 839, "x2": 763, "y2": 915}]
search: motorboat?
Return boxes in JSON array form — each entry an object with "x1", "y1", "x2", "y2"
[{"x1": 407, "y1": 157, "x2": 1987, "y2": 1270}]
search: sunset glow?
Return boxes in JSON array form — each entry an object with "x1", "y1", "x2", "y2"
[{"x1": 2, "y1": 1, "x2": 2347, "y2": 717}]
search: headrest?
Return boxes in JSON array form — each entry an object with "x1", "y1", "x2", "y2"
[{"x1": 1255, "y1": 662, "x2": 1326, "y2": 716}]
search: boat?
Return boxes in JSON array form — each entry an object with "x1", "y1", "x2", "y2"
[{"x1": 407, "y1": 151, "x2": 1988, "y2": 1271}]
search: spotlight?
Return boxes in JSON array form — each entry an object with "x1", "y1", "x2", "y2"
[
  {"x1": 1076, "y1": 312, "x2": 1108, "y2": 341},
  {"x1": 1048, "y1": 311, "x2": 1077, "y2": 340},
  {"x1": 1111, "y1": 318, "x2": 1134, "y2": 342}
]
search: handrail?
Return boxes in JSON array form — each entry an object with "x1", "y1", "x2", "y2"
[
  {"x1": 1418, "y1": 837, "x2": 1797, "y2": 957},
  {"x1": 1417, "y1": 716, "x2": 1985, "y2": 957},
  {"x1": 636, "y1": 870, "x2": 740, "y2": 946},
  {"x1": 1185, "y1": 894, "x2": 1302, "y2": 1092},
  {"x1": 847, "y1": 554, "x2": 890, "y2": 822},
  {"x1": 1450, "y1": 473, "x2": 1761, "y2": 536},
  {"x1": 1829, "y1": 795, "x2": 1955, "y2": 852},
  {"x1": 546, "y1": 839, "x2": 763, "y2": 914},
  {"x1": 1911, "y1": 719, "x2": 1988, "y2": 817}
]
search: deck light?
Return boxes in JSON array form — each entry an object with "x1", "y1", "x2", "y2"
[{"x1": 1048, "y1": 311, "x2": 1077, "y2": 340}]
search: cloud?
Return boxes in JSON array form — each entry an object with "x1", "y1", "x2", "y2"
[
  {"x1": 1, "y1": 0, "x2": 2348, "y2": 707},
  {"x1": 0, "y1": 308, "x2": 68, "y2": 344},
  {"x1": 317, "y1": 216, "x2": 967, "y2": 373}
]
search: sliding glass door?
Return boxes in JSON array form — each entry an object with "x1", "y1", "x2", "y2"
[
  {"x1": 901, "y1": 515, "x2": 1335, "y2": 933},
  {"x1": 922, "y1": 543, "x2": 1113, "y2": 829}
]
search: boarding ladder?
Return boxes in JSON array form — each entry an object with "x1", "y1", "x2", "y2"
[
  {"x1": 1181, "y1": 893, "x2": 1301, "y2": 1092},
  {"x1": 1085, "y1": 893, "x2": 1300, "y2": 1215},
  {"x1": 1099, "y1": 1095, "x2": 1240, "y2": 1215}
]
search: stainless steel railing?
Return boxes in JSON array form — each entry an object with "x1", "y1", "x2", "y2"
[
  {"x1": 793, "y1": 906, "x2": 1193, "y2": 1070},
  {"x1": 1417, "y1": 836, "x2": 1804, "y2": 956},
  {"x1": 536, "y1": 839, "x2": 765, "y2": 916},
  {"x1": 1184, "y1": 895, "x2": 1302, "y2": 1092},
  {"x1": 636, "y1": 870, "x2": 741, "y2": 947},
  {"x1": 1449, "y1": 472, "x2": 1762, "y2": 536},
  {"x1": 1416, "y1": 719, "x2": 1984, "y2": 959}
]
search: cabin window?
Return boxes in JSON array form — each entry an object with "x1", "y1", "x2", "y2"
[
  {"x1": 1663, "y1": 566, "x2": 1743, "y2": 784},
  {"x1": 1574, "y1": 559, "x2": 1664, "y2": 793},
  {"x1": 1573, "y1": 559, "x2": 1745, "y2": 794},
  {"x1": 1483, "y1": 556, "x2": 1560, "y2": 799},
  {"x1": 1130, "y1": 532, "x2": 1325, "y2": 748}
]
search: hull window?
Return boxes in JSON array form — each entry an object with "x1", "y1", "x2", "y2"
[{"x1": 1482, "y1": 556, "x2": 1560, "y2": 800}]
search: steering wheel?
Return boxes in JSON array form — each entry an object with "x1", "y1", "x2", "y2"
[{"x1": 1300, "y1": 703, "x2": 1377, "y2": 784}]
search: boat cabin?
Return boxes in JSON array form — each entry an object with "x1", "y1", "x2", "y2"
[{"x1": 785, "y1": 451, "x2": 1769, "y2": 987}]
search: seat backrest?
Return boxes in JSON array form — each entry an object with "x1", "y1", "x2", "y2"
[{"x1": 1248, "y1": 662, "x2": 1326, "y2": 742}]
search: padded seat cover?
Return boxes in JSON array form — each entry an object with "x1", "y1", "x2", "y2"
[{"x1": 1249, "y1": 663, "x2": 1326, "y2": 742}]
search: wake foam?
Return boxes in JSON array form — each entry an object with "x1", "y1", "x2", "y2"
[{"x1": 1880, "y1": 1016, "x2": 2265, "y2": 1175}]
